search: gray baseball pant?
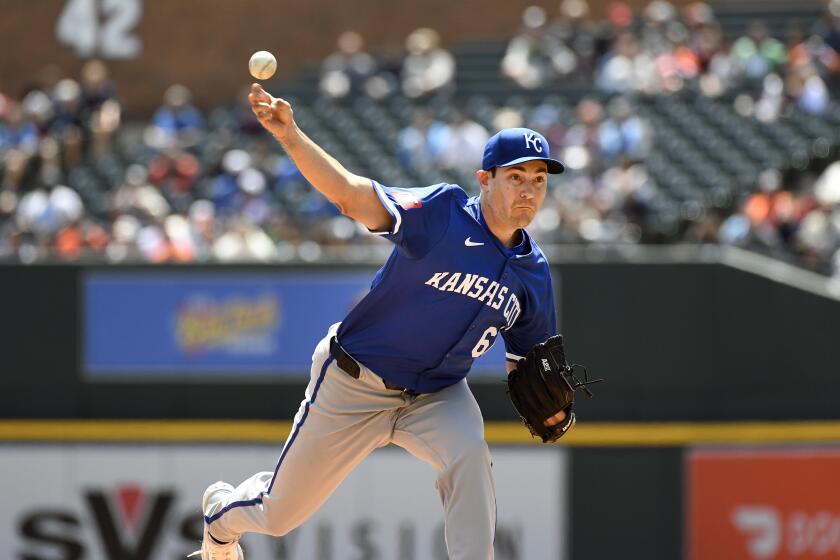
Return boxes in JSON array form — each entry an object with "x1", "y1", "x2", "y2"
[{"x1": 205, "y1": 324, "x2": 497, "y2": 560}]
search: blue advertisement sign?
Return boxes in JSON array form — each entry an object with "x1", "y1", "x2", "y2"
[{"x1": 83, "y1": 271, "x2": 505, "y2": 379}]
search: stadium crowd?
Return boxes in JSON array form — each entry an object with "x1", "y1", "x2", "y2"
[{"x1": 1, "y1": 0, "x2": 839, "y2": 278}]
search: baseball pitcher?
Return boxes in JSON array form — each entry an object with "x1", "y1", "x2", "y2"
[{"x1": 190, "y1": 84, "x2": 598, "y2": 560}]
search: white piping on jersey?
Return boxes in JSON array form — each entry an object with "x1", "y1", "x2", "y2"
[
  {"x1": 369, "y1": 180, "x2": 402, "y2": 236},
  {"x1": 505, "y1": 352, "x2": 525, "y2": 361}
]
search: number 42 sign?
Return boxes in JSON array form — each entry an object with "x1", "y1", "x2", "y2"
[{"x1": 55, "y1": 0, "x2": 142, "y2": 59}]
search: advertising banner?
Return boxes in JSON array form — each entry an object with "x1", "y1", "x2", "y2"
[
  {"x1": 83, "y1": 271, "x2": 508, "y2": 379},
  {"x1": 687, "y1": 447, "x2": 840, "y2": 560},
  {"x1": 1, "y1": 444, "x2": 566, "y2": 560}
]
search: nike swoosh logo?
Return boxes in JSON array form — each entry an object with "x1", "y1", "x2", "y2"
[{"x1": 465, "y1": 237, "x2": 484, "y2": 247}]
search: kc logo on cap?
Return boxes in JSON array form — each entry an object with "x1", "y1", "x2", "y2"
[
  {"x1": 482, "y1": 127, "x2": 564, "y2": 174},
  {"x1": 524, "y1": 132, "x2": 543, "y2": 153}
]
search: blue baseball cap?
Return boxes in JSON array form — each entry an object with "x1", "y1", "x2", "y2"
[{"x1": 482, "y1": 127, "x2": 565, "y2": 174}]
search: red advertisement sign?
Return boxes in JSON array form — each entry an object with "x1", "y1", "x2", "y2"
[{"x1": 687, "y1": 448, "x2": 840, "y2": 560}]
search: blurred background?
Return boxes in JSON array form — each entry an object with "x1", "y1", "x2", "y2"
[{"x1": 1, "y1": 0, "x2": 839, "y2": 558}]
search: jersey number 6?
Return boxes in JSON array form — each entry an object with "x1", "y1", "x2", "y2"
[{"x1": 471, "y1": 326, "x2": 499, "y2": 358}]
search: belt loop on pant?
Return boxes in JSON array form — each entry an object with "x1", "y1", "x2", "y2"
[{"x1": 329, "y1": 336, "x2": 360, "y2": 379}]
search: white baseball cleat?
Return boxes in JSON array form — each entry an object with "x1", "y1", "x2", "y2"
[{"x1": 187, "y1": 481, "x2": 244, "y2": 560}]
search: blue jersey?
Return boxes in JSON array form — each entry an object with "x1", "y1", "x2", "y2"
[{"x1": 336, "y1": 182, "x2": 557, "y2": 393}]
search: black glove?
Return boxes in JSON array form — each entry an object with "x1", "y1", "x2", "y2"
[{"x1": 506, "y1": 335, "x2": 602, "y2": 443}]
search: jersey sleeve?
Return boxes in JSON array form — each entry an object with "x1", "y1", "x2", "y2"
[
  {"x1": 369, "y1": 181, "x2": 457, "y2": 259},
  {"x1": 501, "y1": 273, "x2": 557, "y2": 363}
]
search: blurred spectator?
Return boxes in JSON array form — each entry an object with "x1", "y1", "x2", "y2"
[
  {"x1": 743, "y1": 169, "x2": 796, "y2": 247},
  {"x1": 79, "y1": 60, "x2": 121, "y2": 157},
  {"x1": 367, "y1": 42, "x2": 406, "y2": 99},
  {"x1": 548, "y1": 0, "x2": 604, "y2": 78},
  {"x1": 188, "y1": 199, "x2": 218, "y2": 260},
  {"x1": 401, "y1": 28, "x2": 455, "y2": 98},
  {"x1": 596, "y1": 32, "x2": 657, "y2": 93},
  {"x1": 49, "y1": 79, "x2": 85, "y2": 168},
  {"x1": 234, "y1": 168, "x2": 273, "y2": 226},
  {"x1": 692, "y1": 20, "x2": 726, "y2": 73},
  {"x1": 112, "y1": 164, "x2": 171, "y2": 223},
  {"x1": 697, "y1": 29, "x2": 737, "y2": 97},
  {"x1": 562, "y1": 98, "x2": 605, "y2": 172},
  {"x1": 15, "y1": 184, "x2": 85, "y2": 254},
  {"x1": 795, "y1": 205, "x2": 836, "y2": 266},
  {"x1": 655, "y1": 26, "x2": 702, "y2": 92},
  {"x1": 606, "y1": 1, "x2": 635, "y2": 31},
  {"x1": 640, "y1": 0, "x2": 681, "y2": 57},
  {"x1": 815, "y1": 160, "x2": 840, "y2": 207},
  {"x1": 319, "y1": 31, "x2": 379, "y2": 99},
  {"x1": 80, "y1": 60, "x2": 118, "y2": 113},
  {"x1": 146, "y1": 84, "x2": 205, "y2": 150},
  {"x1": 49, "y1": 79, "x2": 83, "y2": 134},
  {"x1": 502, "y1": 6, "x2": 572, "y2": 89},
  {"x1": 134, "y1": 219, "x2": 170, "y2": 263},
  {"x1": 0, "y1": 103, "x2": 39, "y2": 190},
  {"x1": 148, "y1": 149, "x2": 201, "y2": 211},
  {"x1": 754, "y1": 73, "x2": 786, "y2": 122},
  {"x1": 212, "y1": 218, "x2": 277, "y2": 262},
  {"x1": 682, "y1": 1, "x2": 716, "y2": 32},
  {"x1": 732, "y1": 21, "x2": 787, "y2": 83},
  {"x1": 597, "y1": 96, "x2": 652, "y2": 164},
  {"x1": 826, "y1": 0, "x2": 840, "y2": 49},
  {"x1": 211, "y1": 149, "x2": 252, "y2": 214},
  {"x1": 21, "y1": 89, "x2": 54, "y2": 137},
  {"x1": 0, "y1": 102, "x2": 39, "y2": 156},
  {"x1": 90, "y1": 97, "x2": 122, "y2": 158},
  {"x1": 791, "y1": 63, "x2": 829, "y2": 115},
  {"x1": 396, "y1": 108, "x2": 449, "y2": 172},
  {"x1": 438, "y1": 111, "x2": 489, "y2": 171},
  {"x1": 786, "y1": 23, "x2": 812, "y2": 70},
  {"x1": 813, "y1": 0, "x2": 840, "y2": 86}
]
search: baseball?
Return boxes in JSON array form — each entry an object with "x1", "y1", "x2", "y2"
[{"x1": 249, "y1": 50, "x2": 277, "y2": 80}]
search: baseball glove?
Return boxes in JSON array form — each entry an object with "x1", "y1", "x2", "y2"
[{"x1": 506, "y1": 335, "x2": 602, "y2": 443}]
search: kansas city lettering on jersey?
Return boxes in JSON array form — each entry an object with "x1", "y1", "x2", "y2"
[{"x1": 424, "y1": 272, "x2": 521, "y2": 327}]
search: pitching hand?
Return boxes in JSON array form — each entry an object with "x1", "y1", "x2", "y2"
[{"x1": 249, "y1": 83, "x2": 295, "y2": 141}]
